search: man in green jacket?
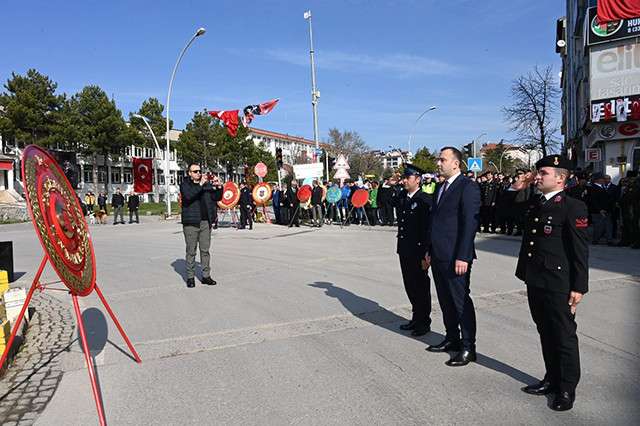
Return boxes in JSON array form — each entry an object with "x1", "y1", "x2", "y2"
[{"x1": 367, "y1": 181, "x2": 379, "y2": 225}]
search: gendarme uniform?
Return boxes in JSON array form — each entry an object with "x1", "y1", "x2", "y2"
[
  {"x1": 397, "y1": 163, "x2": 433, "y2": 335},
  {"x1": 515, "y1": 155, "x2": 589, "y2": 410}
]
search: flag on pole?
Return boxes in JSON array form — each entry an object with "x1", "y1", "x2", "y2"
[
  {"x1": 597, "y1": 0, "x2": 640, "y2": 23},
  {"x1": 242, "y1": 99, "x2": 280, "y2": 127},
  {"x1": 132, "y1": 157, "x2": 153, "y2": 193},
  {"x1": 208, "y1": 110, "x2": 240, "y2": 137}
]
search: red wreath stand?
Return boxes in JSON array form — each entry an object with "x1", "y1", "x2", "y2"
[{"x1": 0, "y1": 145, "x2": 141, "y2": 426}]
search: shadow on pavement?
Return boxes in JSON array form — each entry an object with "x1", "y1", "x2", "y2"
[
  {"x1": 170, "y1": 259, "x2": 202, "y2": 283},
  {"x1": 309, "y1": 281, "x2": 538, "y2": 386}
]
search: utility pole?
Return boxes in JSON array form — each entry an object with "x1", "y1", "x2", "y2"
[{"x1": 304, "y1": 10, "x2": 320, "y2": 160}]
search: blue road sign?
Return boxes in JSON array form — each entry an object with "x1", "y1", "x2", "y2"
[{"x1": 467, "y1": 157, "x2": 483, "y2": 172}]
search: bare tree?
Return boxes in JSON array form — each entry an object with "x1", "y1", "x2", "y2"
[
  {"x1": 502, "y1": 65, "x2": 560, "y2": 156},
  {"x1": 326, "y1": 128, "x2": 381, "y2": 178}
]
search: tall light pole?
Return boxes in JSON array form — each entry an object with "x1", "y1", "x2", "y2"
[
  {"x1": 304, "y1": 10, "x2": 320, "y2": 160},
  {"x1": 132, "y1": 114, "x2": 162, "y2": 202},
  {"x1": 408, "y1": 106, "x2": 437, "y2": 156},
  {"x1": 472, "y1": 132, "x2": 486, "y2": 158},
  {"x1": 165, "y1": 27, "x2": 206, "y2": 216}
]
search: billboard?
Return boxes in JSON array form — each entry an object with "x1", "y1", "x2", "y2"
[
  {"x1": 590, "y1": 40, "x2": 640, "y2": 123},
  {"x1": 293, "y1": 162, "x2": 323, "y2": 179},
  {"x1": 587, "y1": 7, "x2": 640, "y2": 46}
]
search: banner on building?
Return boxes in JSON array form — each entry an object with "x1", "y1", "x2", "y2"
[
  {"x1": 597, "y1": 0, "x2": 640, "y2": 23},
  {"x1": 587, "y1": 7, "x2": 640, "y2": 45},
  {"x1": 293, "y1": 162, "x2": 323, "y2": 179},
  {"x1": 133, "y1": 157, "x2": 153, "y2": 193}
]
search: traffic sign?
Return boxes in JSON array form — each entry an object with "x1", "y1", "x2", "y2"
[
  {"x1": 254, "y1": 162, "x2": 268, "y2": 178},
  {"x1": 467, "y1": 157, "x2": 483, "y2": 172},
  {"x1": 585, "y1": 148, "x2": 602, "y2": 162}
]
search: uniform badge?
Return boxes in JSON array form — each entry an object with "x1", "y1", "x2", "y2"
[
  {"x1": 543, "y1": 225, "x2": 552, "y2": 235},
  {"x1": 575, "y1": 218, "x2": 588, "y2": 228},
  {"x1": 553, "y1": 195, "x2": 562, "y2": 203},
  {"x1": 411, "y1": 202, "x2": 417, "y2": 210},
  {"x1": 553, "y1": 157, "x2": 559, "y2": 165}
]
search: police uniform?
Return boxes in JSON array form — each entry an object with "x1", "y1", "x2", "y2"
[
  {"x1": 239, "y1": 185, "x2": 253, "y2": 230},
  {"x1": 480, "y1": 176, "x2": 498, "y2": 232},
  {"x1": 515, "y1": 155, "x2": 589, "y2": 411},
  {"x1": 397, "y1": 164, "x2": 433, "y2": 336}
]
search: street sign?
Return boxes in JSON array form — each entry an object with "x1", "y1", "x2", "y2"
[
  {"x1": 254, "y1": 162, "x2": 268, "y2": 178},
  {"x1": 585, "y1": 148, "x2": 602, "y2": 162},
  {"x1": 467, "y1": 157, "x2": 483, "y2": 172}
]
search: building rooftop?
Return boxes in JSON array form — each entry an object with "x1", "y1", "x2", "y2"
[{"x1": 249, "y1": 127, "x2": 330, "y2": 149}]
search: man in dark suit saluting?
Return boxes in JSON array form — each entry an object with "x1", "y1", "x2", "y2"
[{"x1": 425, "y1": 147, "x2": 481, "y2": 367}]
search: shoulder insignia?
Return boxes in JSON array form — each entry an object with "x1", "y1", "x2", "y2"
[{"x1": 575, "y1": 218, "x2": 588, "y2": 228}]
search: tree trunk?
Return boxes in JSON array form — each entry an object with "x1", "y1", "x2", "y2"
[{"x1": 92, "y1": 153, "x2": 98, "y2": 192}]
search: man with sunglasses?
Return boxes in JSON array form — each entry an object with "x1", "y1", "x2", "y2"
[{"x1": 179, "y1": 163, "x2": 222, "y2": 288}]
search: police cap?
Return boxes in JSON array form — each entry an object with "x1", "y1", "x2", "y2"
[{"x1": 402, "y1": 163, "x2": 426, "y2": 177}]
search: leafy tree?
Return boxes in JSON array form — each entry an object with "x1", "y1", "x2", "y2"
[
  {"x1": 502, "y1": 65, "x2": 560, "y2": 156},
  {"x1": 325, "y1": 128, "x2": 381, "y2": 178},
  {"x1": 411, "y1": 147, "x2": 438, "y2": 173},
  {"x1": 67, "y1": 85, "x2": 131, "y2": 193},
  {"x1": 481, "y1": 142, "x2": 527, "y2": 175},
  {"x1": 0, "y1": 69, "x2": 64, "y2": 147}
]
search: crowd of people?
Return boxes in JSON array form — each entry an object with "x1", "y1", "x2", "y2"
[{"x1": 264, "y1": 167, "x2": 640, "y2": 249}]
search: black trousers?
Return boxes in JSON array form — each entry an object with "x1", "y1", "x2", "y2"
[
  {"x1": 128, "y1": 208, "x2": 139, "y2": 223},
  {"x1": 399, "y1": 255, "x2": 431, "y2": 326},
  {"x1": 239, "y1": 205, "x2": 253, "y2": 229},
  {"x1": 382, "y1": 204, "x2": 394, "y2": 225},
  {"x1": 527, "y1": 286, "x2": 580, "y2": 393},
  {"x1": 432, "y1": 260, "x2": 476, "y2": 349}
]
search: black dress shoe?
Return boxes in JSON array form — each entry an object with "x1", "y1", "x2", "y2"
[
  {"x1": 399, "y1": 320, "x2": 416, "y2": 331},
  {"x1": 521, "y1": 380, "x2": 555, "y2": 396},
  {"x1": 426, "y1": 339, "x2": 461, "y2": 353},
  {"x1": 551, "y1": 391, "x2": 575, "y2": 411},
  {"x1": 410, "y1": 325, "x2": 430, "y2": 337},
  {"x1": 201, "y1": 276, "x2": 217, "y2": 286},
  {"x1": 186, "y1": 278, "x2": 195, "y2": 288},
  {"x1": 445, "y1": 349, "x2": 477, "y2": 367}
]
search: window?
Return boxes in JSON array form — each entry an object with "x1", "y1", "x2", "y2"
[
  {"x1": 177, "y1": 170, "x2": 185, "y2": 184},
  {"x1": 97, "y1": 166, "x2": 107, "y2": 183},
  {"x1": 111, "y1": 169, "x2": 121, "y2": 184},
  {"x1": 123, "y1": 167, "x2": 132, "y2": 184},
  {"x1": 125, "y1": 146, "x2": 132, "y2": 156},
  {"x1": 158, "y1": 174, "x2": 165, "y2": 185},
  {"x1": 134, "y1": 147, "x2": 143, "y2": 157},
  {"x1": 83, "y1": 165, "x2": 93, "y2": 183},
  {"x1": 170, "y1": 171, "x2": 176, "y2": 185}
]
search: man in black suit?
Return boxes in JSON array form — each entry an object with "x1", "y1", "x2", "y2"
[
  {"x1": 287, "y1": 181, "x2": 300, "y2": 227},
  {"x1": 238, "y1": 181, "x2": 254, "y2": 230},
  {"x1": 516, "y1": 155, "x2": 589, "y2": 412},
  {"x1": 424, "y1": 147, "x2": 481, "y2": 367},
  {"x1": 396, "y1": 164, "x2": 433, "y2": 337}
]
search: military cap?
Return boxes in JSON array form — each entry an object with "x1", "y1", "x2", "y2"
[
  {"x1": 535, "y1": 155, "x2": 571, "y2": 170},
  {"x1": 402, "y1": 163, "x2": 426, "y2": 177}
]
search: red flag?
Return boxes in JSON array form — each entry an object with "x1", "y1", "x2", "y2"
[
  {"x1": 133, "y1": 157, "x2": 153, "y2": 193},
  {"x1": 258, "y1": 98, "x2": 279, "y2": 115},
  {"x1": 208, "y1": 110, "x2": 239, "y2": 137},
  {"x1": 598, "y1": 0, "x2": 640, "y2": 22}
]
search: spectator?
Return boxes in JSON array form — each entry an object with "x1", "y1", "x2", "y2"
[
  {"x1": 98, "y1": 192, "x2": 108, "y2": 214},
  {"x1": 585, "y1": 173, "x2": 614, "y2": 245},
  {"x1": 127, "y1": 191, "x2": 140, "y2": 224},
  {"x1": 310, "y1": 179, "x2": 324, "y2": 227},
  {"x1": 111, "y1": 188, "x2": 125, "y2": 225}
]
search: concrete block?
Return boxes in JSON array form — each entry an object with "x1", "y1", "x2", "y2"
[{"x1": 3, "y1": 288, "x2": 28, "y2": 324}]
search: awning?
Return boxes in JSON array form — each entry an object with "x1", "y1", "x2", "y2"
[{"x1": 0, "y1": 160, "x2": 14, "y2": 171}]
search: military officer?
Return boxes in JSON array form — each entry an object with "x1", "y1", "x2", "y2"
[
  {"x1": 515, "y1": 155, "x2": 589, "y2": 412},
  {"x1": 397, "y1": 163, "x2": 433, "y2": 337}
]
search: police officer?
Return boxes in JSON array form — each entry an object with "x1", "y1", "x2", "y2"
[
  {"x1": 239, "y1": 181, "x2": 254, "y2": 230},
  {"x1": 480, "y1": 171, "x2": 498, "y2": 233},
  {"x1": 397, "y1": 164, "x2": 433, "y2": 336},
  {"x1": 515, "y1": 155, "x2": 589, "y2": 412}
]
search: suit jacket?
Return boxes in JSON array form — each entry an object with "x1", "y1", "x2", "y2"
[
  {"x1": 515, "y1": 191, "x2": 589, "y2": 294},
  {"x1": 427, "y1": 174, "x2": 481, "y2": 263}
]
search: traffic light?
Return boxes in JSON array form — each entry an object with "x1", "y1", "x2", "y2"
[
  {"x1": 275, "y1": 147, "x2": 283, "y2": 169},
  {"x1": 328, "y1": 156, "x2": 336, "y2": 169},
  {"x1": 463, "y1": 142, "x2": 473, "y2": 158}
]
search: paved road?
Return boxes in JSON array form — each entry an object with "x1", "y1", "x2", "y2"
[{"x1": 1, "y1": 219, "x2": 639, "y2": 425}]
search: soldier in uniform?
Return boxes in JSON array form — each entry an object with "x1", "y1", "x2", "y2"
[
  {"x1": 516, "y1": 155, "x2": 589, "y2": 412},
  {"x1": 397, "y1": 164, "x2": 433, "y2": 336},
  {"x1": 480, "y1": 171, "x2": 498, "y2": 233},
  {"x1": 238, "y1": 181, "x2": 254, "y2": 230}
]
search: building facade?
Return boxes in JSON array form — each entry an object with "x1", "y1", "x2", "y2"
[
  {"x1": 369, "y1": 149, "x2": 413, "y2": 171},
  {"x1": 558, "y1": 1, "x2": 640, "y2": 182}
]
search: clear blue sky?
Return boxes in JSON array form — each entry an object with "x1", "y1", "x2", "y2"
[{"x1": 0, "y1": 0, "x2": 563, "y2": 153}]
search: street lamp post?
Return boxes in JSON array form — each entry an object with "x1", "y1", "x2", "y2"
[
  {"x1": 132, "y1": 114, "x2": 162, "y2": 202},
  {"x1": 165, "y1": 27, "x2": 206, "y2": 217},
  {"x1": 408, "y1": 106, "x2": 437, "y2": 156},
  {"x1": 304, "y1": 10, "x2": 320, "y2": 160}
]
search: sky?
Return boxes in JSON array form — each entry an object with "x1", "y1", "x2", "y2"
[{"x1": 0, "y1": 0, "x2": 564, "y2": 154}]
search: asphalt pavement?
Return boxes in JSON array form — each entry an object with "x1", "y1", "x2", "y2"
[{"x1": 0, "y1": 218, "x2": 638, "y2": 425}]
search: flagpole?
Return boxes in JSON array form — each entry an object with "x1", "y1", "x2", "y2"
[
  {"x1": 132, "y1": 114, "x2": 162, "y2": 202},
  {"x1": 304, "y1": 10, "x2": 320, "y2": 160},
  {"x1": 165, "y1": 27, "x2": 206, "y2": 217}
]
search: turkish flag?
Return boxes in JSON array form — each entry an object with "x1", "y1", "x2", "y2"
[
  {"x1": 598, "y1": 0, "x2": 640, "y2": 22},
  {"x1": 208, "y1": 110, "x2": 239, "y2": 137},
  {"x1": 133, "y1": 157, "x2": 153, "y2": 193}
]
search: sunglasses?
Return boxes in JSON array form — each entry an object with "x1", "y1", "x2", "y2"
[{"x1": 190, "y1": 169, "x2": 201, "y2": 173}]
